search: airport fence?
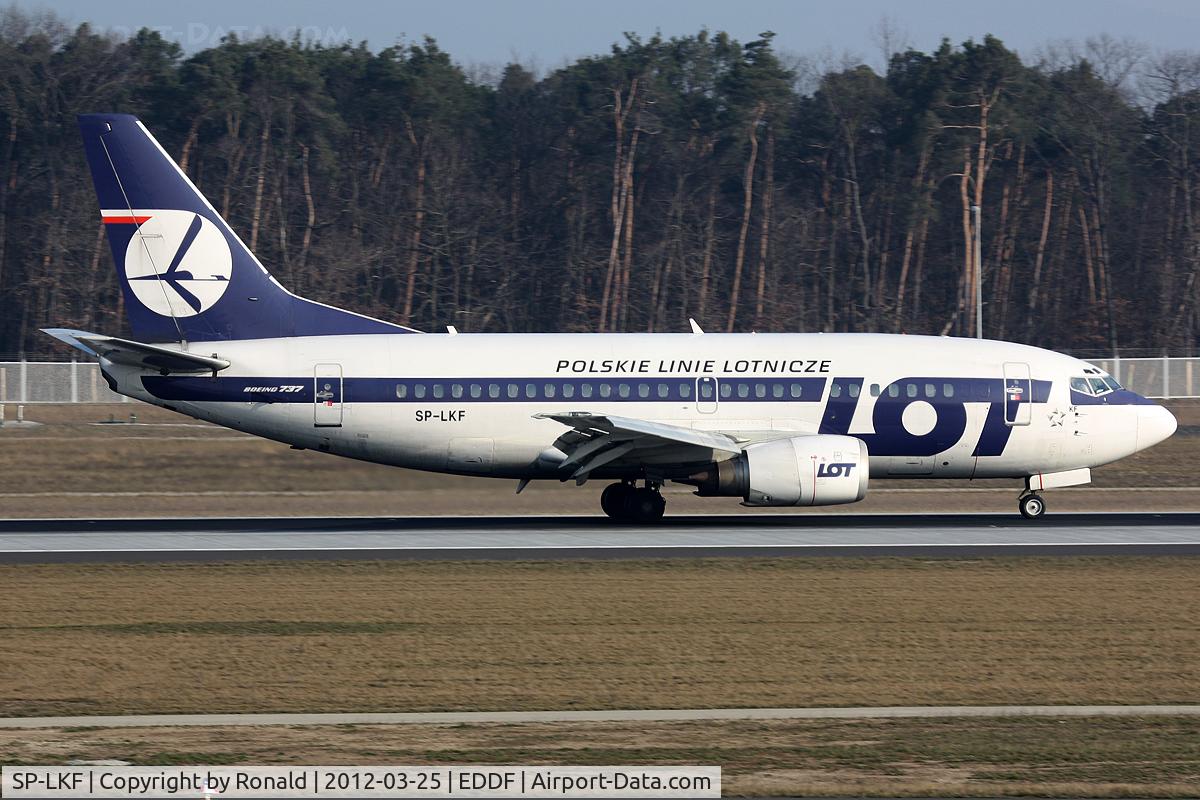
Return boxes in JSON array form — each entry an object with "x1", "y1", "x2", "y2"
[
  {"x1": 0, "y1": 361, "x2": 129, "y2": 404},
  {"x1": 3, "y1": 356, "x2": 1200, "y2": 403}
]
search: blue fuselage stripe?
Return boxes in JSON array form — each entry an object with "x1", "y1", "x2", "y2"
[
  {"x1": 142, "y1": 376, "x2": 832, "y2": 404},
  {"x1": 139, "y1": 375, "x2": 1069, "y2": 406}
]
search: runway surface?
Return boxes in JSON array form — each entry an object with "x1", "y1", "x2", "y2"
[
  {"x1": 3, "y1": 704, "x2": 1199, "y2": 729},
  {"x1": 1, "y1": 513, "x2": 1199, "y2": 562}
]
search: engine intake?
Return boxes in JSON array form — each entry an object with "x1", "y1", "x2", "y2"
[{"x1": 683, "y1": 434, "x2": 869, "y2": 506}]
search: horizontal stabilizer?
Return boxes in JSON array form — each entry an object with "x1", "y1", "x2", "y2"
[{"x1": 42, "y1": 329, "x2": 230, "y2": 374}]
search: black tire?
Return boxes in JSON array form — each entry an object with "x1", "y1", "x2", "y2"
[
  {"x1": 1018, "y1": 493, "x2": 1046, "y2": 519},
  {"x1": 627, "y1": 487, "x2": 666, "y2": 523},
  {"x1": 600, "y1": 483, "x2": 633, "y2": 519}
]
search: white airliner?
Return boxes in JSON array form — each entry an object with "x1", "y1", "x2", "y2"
[{"x1": 46, "y1": 114, "x2": 1177, "y2": 521}]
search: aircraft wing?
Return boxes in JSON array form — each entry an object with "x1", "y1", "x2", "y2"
[
  {"x1": 533, "y1": 411, "x2": 747, "y2": 483},
  {"x1": 42, "y1": 328, "x2": 230, "y2": 374}
]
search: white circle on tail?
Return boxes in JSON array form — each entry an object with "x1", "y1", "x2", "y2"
[{"x1": 123, "y1": 210, "x2": 232, "y2": 317}]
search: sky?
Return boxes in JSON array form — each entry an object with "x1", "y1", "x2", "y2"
[{"x1": 26, "y1": 0, "x2": 1200, "y2": 73}]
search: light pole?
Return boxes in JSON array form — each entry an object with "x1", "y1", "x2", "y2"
[
  {"x1": 937, "y1": 171, "x2": 984, "y2": 339},
  {"x1": 972, "y1": 203, "x2": 982, "y2": 339}
]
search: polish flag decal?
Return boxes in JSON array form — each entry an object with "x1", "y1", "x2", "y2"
[{"x1": 102, "y1": 214, "x2": 152, "y2": 225}]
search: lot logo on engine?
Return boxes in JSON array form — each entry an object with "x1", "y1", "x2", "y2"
[{"x1": 817, "y1": 462, "x2": 856, "y2": 478}]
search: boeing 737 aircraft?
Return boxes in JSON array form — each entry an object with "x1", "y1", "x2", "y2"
[{"x1": 46, "y1": 114, "x2": 1177, "y2": 522}]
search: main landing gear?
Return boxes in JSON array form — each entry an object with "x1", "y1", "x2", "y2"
[
  {"x1": 1018, "y1": 492, "x2": 1046, "y2": 519},
  {"x1": 601, "y1": 481, "x2": 666, "y2": 523}
]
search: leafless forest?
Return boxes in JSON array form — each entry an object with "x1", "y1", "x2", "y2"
[{"x1": 3, "y1": 10, "x2": 1200, "y2": 356}]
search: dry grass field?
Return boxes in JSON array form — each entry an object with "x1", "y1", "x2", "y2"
[
  {"x1": 2, "y1": 557, "x2": 1199, "y2": 796},
  {"x1": 3, "y1": 558, "x2": 1198, "y2": 717},
  {"x1": 0, "y1": 401, "x2": 1198, "y2": 517},
  {"x1": 3, "y1": 717, "x2": 1200, "y2": 797}
]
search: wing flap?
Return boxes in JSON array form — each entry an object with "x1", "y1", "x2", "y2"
[
  {"x1": 534, "y1": 412, "x2": 742, "y2": 482},
  {"x1": 536, "y1": 412, "x2": 742, "y2": 454}
]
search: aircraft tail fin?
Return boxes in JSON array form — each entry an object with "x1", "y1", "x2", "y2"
[{"x1": 77, "y1": 113, "x2": 419, "y2": 343}]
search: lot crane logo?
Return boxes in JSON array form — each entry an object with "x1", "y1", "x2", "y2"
[{"x1": 117, "y1": 210, "x2": 233, "y2": 317}]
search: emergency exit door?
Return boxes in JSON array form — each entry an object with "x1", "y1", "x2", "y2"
[
  {"x1": 696, "y1": 377, "x2": 718, "y2": 414},
  {"x1": 314, "y1": 363, "x2": 343, "y2": 427}
]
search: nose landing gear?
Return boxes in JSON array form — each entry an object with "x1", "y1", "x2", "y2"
[
  {"x1": 1018, "y1": 492, "x2": 1046, "y2": 519},
  {"x1": 600, "y1": 481, "x2": 666, "y2": 523}
]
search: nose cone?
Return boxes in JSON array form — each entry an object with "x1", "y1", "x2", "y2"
[{"x1": 1136, "y1": 405, "x2": 1178, "y2": 451}]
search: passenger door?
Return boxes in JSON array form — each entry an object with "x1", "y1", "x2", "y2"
[{"x1": 313, "y1": 363, "x2": 343, "y2": 427}]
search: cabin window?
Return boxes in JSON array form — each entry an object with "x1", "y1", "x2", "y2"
[
  {"x1": 720, "y1": 382, "x2": 732, "y2": 399},
  {"x1": 887, "y1": 384, "x2": 900, "y2": 398},
  {"x1": 906, "y1": 383, "x2": 917, "y2": 398},
  {"x1": 680, "y1": 383, "x2": 692, "y2": 399},
  {"x1": 755, "y1": 383, "x2": 766, "y2": 398},
  {"x1": 451, "y1": 384, "x2": 463, "y2": 399},
  {"x1": 925, "y1": 383, "x2": 936, "y2": 399},
  {"x1": 657, "y1": 383, "x2": 670, "y2": 399},
  {"x1": 849, "y1": 383, "x2": 860, "y2": 398},
  {"x1": 433, "y1": 384, "x2": 445, "y2": 399},
  {"x1": 600, "y1": 383, "x2": 613, "y2": 398},
  {"x1": 525, "y1": 383, "x2": 537, "y2": 399},
  {"x1": 563, "y1": 384, "x2": 575, "y2": 399},
  {"x1": 830, "y1": 383, "x2": 843, "y2": 398},
  {"x1": 395, "y1": 384, "x2": 408, "y2": 399},
  {"x1": 943, "y1": 383, "x2": 954, "y2": 398},
  {"x1": 737, "y1": 383, "x2": 750, "y2": 399},
  {"x1": 618, "y1": 383, "x2": 631, "y2": 398},
  {"x1": 772, "y1": 384, "x2": 784, "y2": 399},
  {"x1": 470, "y1": 384, "x2": 482, "y2": 399},
  {"x1": 638, "y1": 383, "x2": 650, "y2": 398},
  {"x1": 507, "y1": 383, "x2": 519, "y2": 399},
  {"x1": 544, "y1": 383, "x2": 556, "y2": 399},
  {"x1": 790, "y1": 383, "x2": 803, "y2": 399},
  {"x1": 414, "y1": 384, "x2": 427, "y2": 399},
  {"x1": 582, "y1": 383, "x2": 594, "y2": 398},
  {"x1": 870, "y1": 383, "x2": 881, "y2": 397},
  {"x1": 488, "y1": 383, "x2": 500, "y2": 399}
]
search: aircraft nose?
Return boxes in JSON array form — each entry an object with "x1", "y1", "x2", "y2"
[{"x1": 1136, "y1": 404, "x2": 1177, "y2": 451}]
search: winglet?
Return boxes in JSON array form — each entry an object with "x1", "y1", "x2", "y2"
[{"x1": 689, "y1": 318, "x2": 704, "y2": 335}]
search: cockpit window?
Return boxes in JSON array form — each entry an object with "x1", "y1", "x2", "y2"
[{"x1": 1072, "y1": 375, "x2": 1120, "y2": 396}]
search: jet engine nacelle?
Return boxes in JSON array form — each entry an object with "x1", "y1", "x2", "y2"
[{"x1": 687, "y1": 434, "x2": 869, "y2": 506}]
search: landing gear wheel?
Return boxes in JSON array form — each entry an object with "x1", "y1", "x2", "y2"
[
  {"x1": 627, "y1": 487, "x2": 666, "y2": 523},
  {"x1": 600, "y1": 482, "x2": 634, "y2": 519},
  {"x1": 1018, "y1": 493, "x2": 1046, "y2": 519}
]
